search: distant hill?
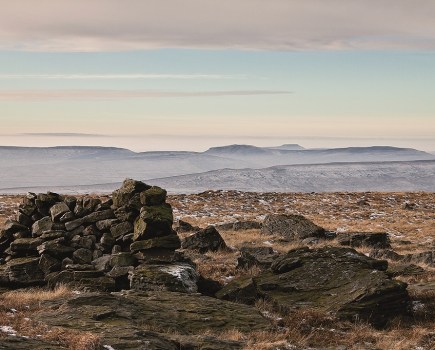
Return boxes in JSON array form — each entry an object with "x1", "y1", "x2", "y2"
[
  {"x1": 0, "y1": 144, "x2": 434, "y2": 192},
  {"x1": 149, "y1": 160, "x2": 435, "y2": 193},
  {"x1": 265, "y1": 144, "x2": 305, "y2": 150}
]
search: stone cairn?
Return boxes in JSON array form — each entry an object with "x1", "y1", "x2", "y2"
[{"x1": 0, "y1": 179, "x2": 198, "y2": 292}]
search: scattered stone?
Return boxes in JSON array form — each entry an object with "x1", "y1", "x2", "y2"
[
  {"x1": 237, "y1": 246, "x2": 279, "y2": 269},
  {"x1": 261, "y1": 214, "x2": 326, "y2": 240},
  {"x1": 49, "y1": 202, "x2": 71, "y2": 222},
  {"x1": 129, "y1": 263, "x2": 199, "y2": 293},
  {"x1": 175, "y1": 219, "x2": 200, "y2": 233},
  {"x1": 46, "y1": 270, "x2": 115, "y2": 291},
  {"x1": 112, "y1": 178, "x2": 150, "y2": 207},
  {"x1": 73, "y1": 248, "x2": 93, "y2": 264},
  {"x1": 387, "y1": 263, "x2": 425, "y2": 277},
  {"x1": 96, "y1": 218, "x2": 119, "y2": 231},
  {"x1": 83, "y1": 209, "x2": 115, "y2": 224},
  {"x1": 140, "y1": 186, "x2": 167, "y2": 206},
  {"x1": 217, "y1": 220, "x2": 262, "y2": 231},
  {"x1": 92, "y1": 255, "x2": 112, "y2": 272},
  {"x1": 182, "y1": 226, "x2": 227, "y2": 253},
  {"x1": 130, "y1": 234, "x2": 181, "y2": 252},
  {"x1": 110, "y1": 252, "x2": 137, "y2": 267},
  {"x1": 0, "y1": 257, "x2": 45, "y2": 286},
  {"x1": 216, "y1": 275, "x2": 258, "y2": 304},
  {"x1": 219, "y1": 247, "x2": 409, "y2": 327},
  {"x1": 337, "y1": 232, "x2": 391, "y2": 249},
  {"x1": 37, "y1": 240, "x2": 75, "y2": 259},
  {"x1": 32, "y1": 290, "x2": 270, "y2": 348},
  {"x1": 10, "y1": 237, "x2": 43, "y2": 254},
  {"x1": 110, "y1": 221, "x2": 133, "y2": 238},
  {"x1": 39, "y1": 254, "x2": 61, "y2": 274}
]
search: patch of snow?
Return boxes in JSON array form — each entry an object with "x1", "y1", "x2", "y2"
[
  {"x1": 261, "y1": 310, "x2": 283, "y2": 322},
  {"x1": 0, "y1": 325, "x2": 17, "y2": 336},
  {"x1": 412, "y1": 300, "x2": 425, "y2": 313},
  {"x1": 103, "y1": 346, "x2": 117, "y2": 350},
  {"x1": 263, "y1": 241, "x2": 273, "y2": 246}
]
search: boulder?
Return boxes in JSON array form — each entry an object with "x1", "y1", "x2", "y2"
[
  {"x1": 133, "y1": 204, "x2": 173, "y2": 240},
  {"x1": 181, "y1": 226, "x2": 227, "y2": 253},
  {"x1": 261, "y1": 214, "x2": 326, "y2": 240},
  {"x1": 32, "y1": 216, "x2": 54, "y2": 236},
  {"x1": 129, "y1": 263, "x2": 199, "y2": 293},
  {"x1": 3, "y1": 220, "x2": 30, "y2": 238},
  {"x1": 46, "y1": 270, "x2": 115, "y2": 291},
  {"x1": 64, "y1": 217, "x2": 85, "y2": 231},
  {"x1": 73, "y1": 248, "x2": 93, "y2": 264},
  {"x1": 140, "y1": 186, "x2": 167, "y2": 206},
  {"x1": 32, "y1": 290, "x2": 270, "y2": 348},
  {"x1": 237, "y1": 246, "x2": 280, "y2": 269},
  {"x1": 0, "y1": 257, "x2": 45, "y2": 286},
  {"x1": 175, "y1": 219, "x2": 200, "y2": 233},
  {"x1": 114, "y1": 205, "x2": 138, "y2": 222},
  {"x1": 130, "y1": 234, "x2": 181, "y2": 252},
  {"x1": 220, "y1": 247, "x2": 409, "y2": 327},
  {"x1": 92, "y1": 254, "x2": 112, "y2": 272},
  {"x1": 39, "y1": 230, "x2": 66, "y2": 241},
  {"x1": 49, "y1": 202, "x2": 71, "y2": 222},
  {"x1": 100, "y1": 232, "x2": 115, "y2": 252},
  {"x1": 83, "y1": 209, "x2": 115, "y2": 223},
  {"x1": 35, "y1": 192, "x2": 60, "y2": 216},
  {"x1": 96, "y1": 218, "x2": 119, "y2": 231},
  {"x1": 112, "y1": 178, "x2": 151, "y2": 207},
  {"x1": 10, "y1": 237, "x2": 43, "y2": 255},
  {"x1": 38, "y1": 254, "x2": 61, "y2": 274},
  {"x1": 215, "y1": 275, "x2": 258, "y2": 304},
  {"x1": 110, "y1": 221, "x2": 133, "y2": 238},
  {"x1": 387, "y1": 263, "x2": 425, "y2": 277},
  {"x1": 59, "y1": 211, "x2": 75, "y2": 223},
  {"x1": 17, "y1": 212, "x2": 33, "y2": 227},
  {"x1": 337, "y1": 232, "x2": 391, "y2": 249},
  {"x1": 217, "y1": 220, "x2": 262, "y2": 231},
  {"x1": 37, "y1": 240, "x2": 75, "y2": 259},
  {"x1": 110, "y1": 252, "x2": 137, "y2": 267}
]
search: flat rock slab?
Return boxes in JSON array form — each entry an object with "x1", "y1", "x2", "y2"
[
  {"x1": 219, "y1": 247, "x2": 409, "y2": 327},
  {"x1": 261, "y1": 214, "x2": 326, "y2": 240},
  {"x1": 34, "y1": 290, "x2": 269, "y2": 348}
]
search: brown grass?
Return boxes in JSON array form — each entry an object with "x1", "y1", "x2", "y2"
[
  {"x1": 0, "y1": 285, "x2": 101, "y2": 350},
  {"x1": 1, "y1": 191, "x2": 434, "y2": 349}
]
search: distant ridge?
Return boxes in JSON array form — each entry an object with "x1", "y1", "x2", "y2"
[
  {"x1": 0, "y1": 144, "x2": 434, "y2": 192},
  {"x1": 205, "y1": 144, "x2": 269, "y2": 155},
  {"x1": 266, "y1": 144, "x2": 305, "y2": 150}
]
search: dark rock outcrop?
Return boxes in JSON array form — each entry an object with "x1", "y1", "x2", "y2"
[
  {"x1": 337, "y1": 232, "x2": 391, "y2": 249},
  {"x1": 32, "y1": 290, "x2": 269, "y2": 349},
  {"x1": 218, "y1": 246, "x2": 409, "y2": 327},
  {"x1": 261, "y1": 214, "x2": 326, "y2": 241},
  {"x1": 0, "y1": 179, "x2": 193, "y2": 292},
  {"x1": 182, "y1": 226, "x2": 227, "y2": 253},
  {"x1": 237, "y1": 246, "x2": 280, "y2": 269}
]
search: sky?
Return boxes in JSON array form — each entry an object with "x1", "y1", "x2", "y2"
[{"x1": 0, "y1": 0, "x2": 434, "y2": 152}]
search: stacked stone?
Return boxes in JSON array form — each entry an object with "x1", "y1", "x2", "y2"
[{"x1": 0, "y1": 179, "x2": 198, "y2": 293}]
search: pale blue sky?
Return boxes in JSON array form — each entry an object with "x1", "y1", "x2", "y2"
[{"x1": 0, "y1": 1, "x2": 434, "y2": 151}]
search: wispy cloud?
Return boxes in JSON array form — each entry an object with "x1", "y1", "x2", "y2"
[
  {"x1": 0, "y1": 74, "x2": 241, "y2": 80},
  {"x1": 0, "y1": 1, "x2": 434, "y2": 52},
  {"x1": 21, "y1": 133, "x2": 107, "y2": 137},
  {"x1": 0, "y1": 89, "x2": 292, "y2": 101}
]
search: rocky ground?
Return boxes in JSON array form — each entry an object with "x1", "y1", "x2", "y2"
[{"x1": 0, "y1": 188, "x2": 434, "y2": 350}]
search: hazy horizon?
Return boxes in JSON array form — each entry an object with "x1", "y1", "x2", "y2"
[
  {"x1": 1, "y1": 1, "x2": 434, "y2": 154},
  {"x1": 0, "y1": 134, "x2": 435, "y2": 153}
]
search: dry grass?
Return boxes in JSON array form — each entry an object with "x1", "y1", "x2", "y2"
[
  {"x1": 1, "y1": 191, "x2": 434, "y2": 349},
  {"x1": 0, "y1": 285, "x2": 101, "y2": 350}
]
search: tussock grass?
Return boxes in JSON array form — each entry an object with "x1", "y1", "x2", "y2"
[{"x1": 0, "y1": 285, "x2": 101, "y2": 350}]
